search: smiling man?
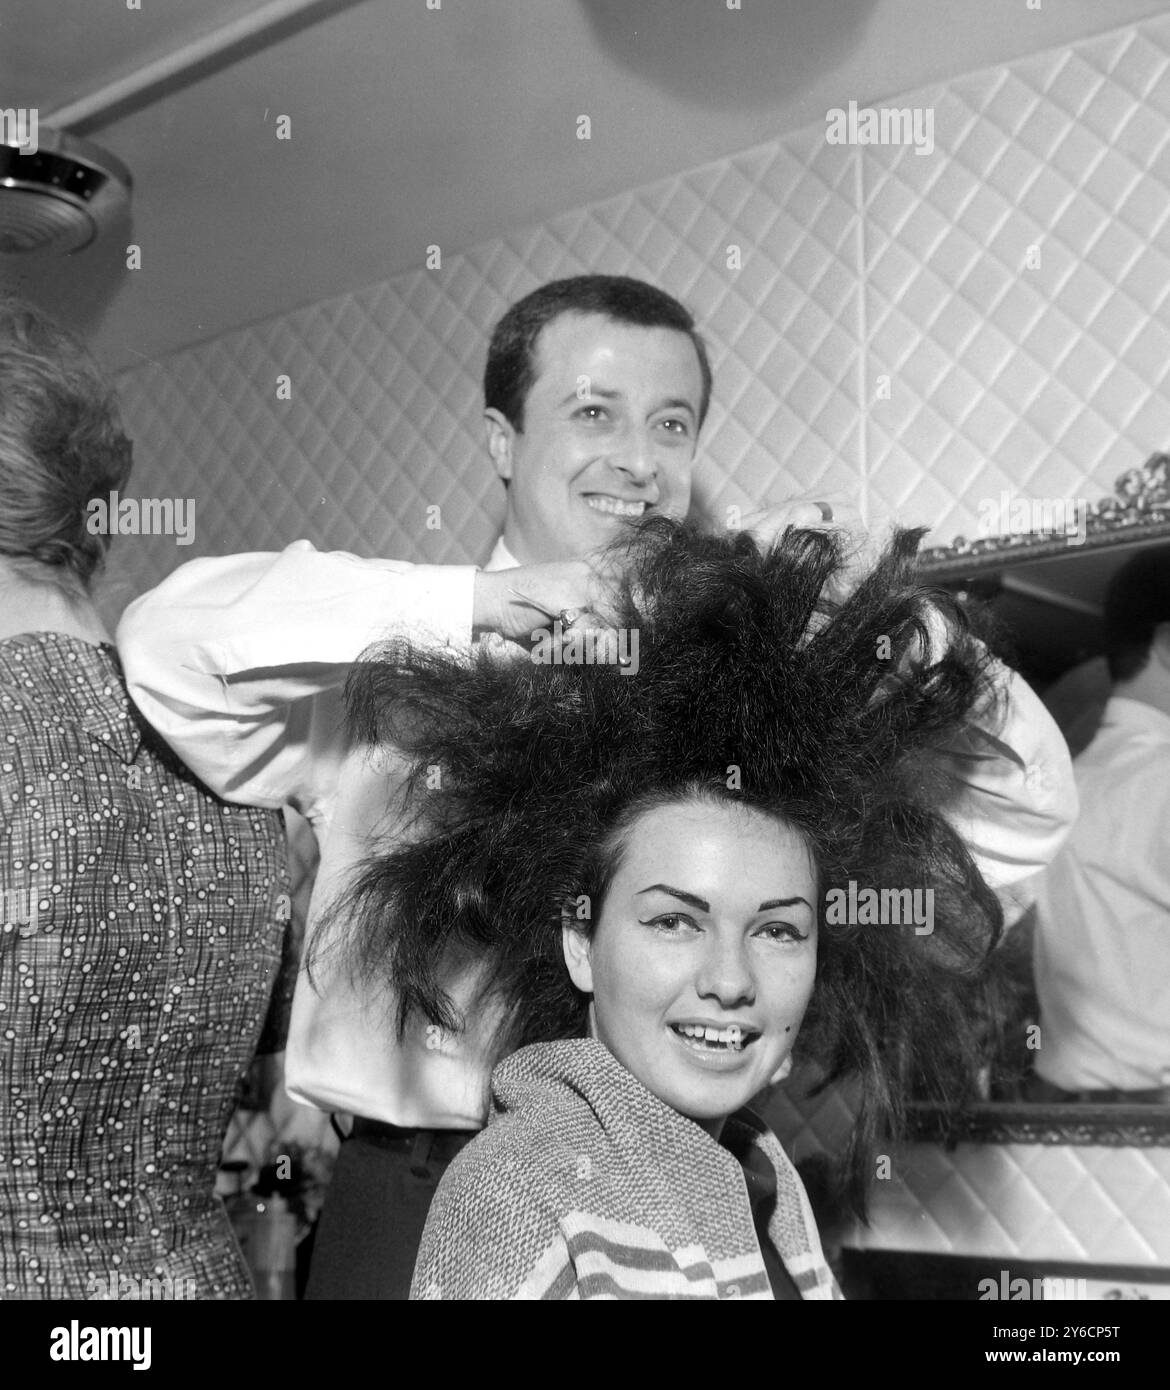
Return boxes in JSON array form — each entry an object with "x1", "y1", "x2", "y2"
[
  {"x1": 117, "y1": 274, "x2": 1075, "y2": 1300},
  {"x1": 481, "y1": 280, "x2": 710, "y2": 565}
]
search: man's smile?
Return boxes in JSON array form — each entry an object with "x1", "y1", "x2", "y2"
[{"x1": 583, "y1": 495, "x2": 651, "y2": 518}]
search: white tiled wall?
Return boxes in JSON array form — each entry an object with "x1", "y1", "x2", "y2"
[
  {"x1": 765, "y1": 1078, "x2": 1170, "y2": 1268},
  {"x1": 864, "y1": 24, "x2": 1170, "y2": 548},
  {"x1": 849, "y1": 1141, "x2": 1170, "y2": 1264},
  {"x1": 107, "y1": 13, "x2": 1170, "y2": 1269}
]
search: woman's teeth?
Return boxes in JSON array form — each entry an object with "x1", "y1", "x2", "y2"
[
  {"x1": 585, "y1": 496, "x2": 647, "y2": 518},
  {"x1": 672, "y1": 1023, "x2": 748, "y2": 1052}
]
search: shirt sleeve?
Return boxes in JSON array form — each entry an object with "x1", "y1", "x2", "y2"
[
  {"x1": 116, "y1": 540, "x2": 478, "y2": 822},
  {"x1": 937, "y1": 655, "x2": 1078, "y2": 892}
]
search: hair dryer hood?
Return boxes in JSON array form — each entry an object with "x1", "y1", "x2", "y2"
[{"x1": 0, "y1": 126, "x2": 132, "y2": 256}]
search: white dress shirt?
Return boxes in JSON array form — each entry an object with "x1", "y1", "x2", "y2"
[
  {"x1": 1033, "y1": 696, "x2": 1170, "y2": 1091},
  {"x1": 117, "y1": 537, "x2": 1077, "y2": 1126}
]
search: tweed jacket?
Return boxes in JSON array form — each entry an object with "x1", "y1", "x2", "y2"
[{"x1": 411, "y1": 1038, "x2": 841, "y2": 1300}]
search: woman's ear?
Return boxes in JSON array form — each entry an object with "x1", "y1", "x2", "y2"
[
  {"x1": 561, "y1": 918, "x2": 594, "y2": 995},
  {"x1": 769, "y1": 1054, "x2": 794, "y2": 1084}
]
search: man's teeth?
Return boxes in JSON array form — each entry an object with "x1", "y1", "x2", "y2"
[
  {"x1": 585, "y1": 496, "x2": 647, "y2": 518},
  {"x1": 674, "y1": 1023, "x2": 748, "y2": 1051}
]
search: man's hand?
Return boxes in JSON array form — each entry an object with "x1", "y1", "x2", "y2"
[
  {"x1": 738, "y1": 493, "x2": 880, "y2": 605},
  {"x1": 472, "y1": 559, "x2": 622, "y2": 643},
  {"x1": 739, "y1": 497, "x2": 878, "y2": 600},
  {"x1": 740, "y1": 494, "x2": 952, "y2": 664},
  {"x1": 737, "y1": 492, "x2": 864, "y2": 548}
]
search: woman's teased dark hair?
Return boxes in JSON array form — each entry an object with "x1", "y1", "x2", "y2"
[{"x1": 317, "y1": 519, "x2": 1006, "y2": 1214}]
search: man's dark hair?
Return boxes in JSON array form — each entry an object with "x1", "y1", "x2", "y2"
[
  {"x1": 1104, "y1": 544, "x2": 1170, "y2": 682},
  {"x1": 483, "y1": 275, "x2": 713, "y2": 432}
]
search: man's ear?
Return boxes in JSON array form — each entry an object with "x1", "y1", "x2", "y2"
[
  {"x1": 484, "y1": 408, "x2": 515, "y2": 484},
  {"x1": 562, "y1": 918, "x2": 594, "y2": 995}
]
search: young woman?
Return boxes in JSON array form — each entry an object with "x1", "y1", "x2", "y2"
[{"x1": 323, "y1": 519, "x2": 1005, "y2": 1299}]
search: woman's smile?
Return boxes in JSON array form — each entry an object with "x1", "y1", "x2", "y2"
[{"x1": 667, "y1": 1022, "x2": 758, "y2": 1068}]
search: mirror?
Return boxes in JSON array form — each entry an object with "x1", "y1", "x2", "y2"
[{"x1": 908, "y1": 452, "x2": 1170, "y2": 1146}]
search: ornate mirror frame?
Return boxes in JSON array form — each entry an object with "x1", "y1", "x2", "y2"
[{"x1": 908, "y1": 453, "x2": 1170, "y2": 1146}]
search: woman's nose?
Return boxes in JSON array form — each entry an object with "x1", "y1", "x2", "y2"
[{"x1": 695, "y1": 938, "x2": 755, "y2": 1008}]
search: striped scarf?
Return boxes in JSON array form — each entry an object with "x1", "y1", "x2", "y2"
[{"x1": 412, "y1": 1038, "x2": 841, "y2": 1300}]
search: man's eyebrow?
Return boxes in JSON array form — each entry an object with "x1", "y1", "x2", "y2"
[
  {"x1": 557, "y1": 388, "x2": 698, "y2": 417},
  {"x1": 558, "y1": 387, "x2": 621, "y2": 408},
  {"x1": 636, "y1": 883, "x2": 709, "y2": 911}
]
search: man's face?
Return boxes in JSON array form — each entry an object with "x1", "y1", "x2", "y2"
[{"x1": 485, "y1": 311, "x2": 704, "y2": 564}]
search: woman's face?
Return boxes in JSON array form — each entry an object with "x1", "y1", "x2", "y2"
[{"x1": 562, "y1": 798, "x2": 818, "y2": 1136}]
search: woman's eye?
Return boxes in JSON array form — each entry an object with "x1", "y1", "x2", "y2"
[
  {"x1": 659, "y1": 418, "x2": 690, "y2": 437},
  {"x1": 757, "y1": 922, "x2": 809, "y2": 944},
  {"x1": 641, "y1": 913, "x2": 697, "y2": 934},
  {"x1": 576, "y1": 405, "x2": 608, "y2": 422}
]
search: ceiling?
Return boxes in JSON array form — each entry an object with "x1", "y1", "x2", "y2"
[{"x1": 4, "y1": 0, "x2": 1170, "y2": 372}]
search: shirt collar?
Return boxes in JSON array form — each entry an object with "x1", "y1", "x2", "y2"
[
  {"x1": 485, "y1": 536, "x2": 520, "y2": 573},
  {"x1": 1103, "y1": 695, "x2": 1170, "y2": 741}
]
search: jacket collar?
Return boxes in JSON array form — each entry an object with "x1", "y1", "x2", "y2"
[{"x1": 491, "y1": 1037, "x2": 829, "y2": 1290}]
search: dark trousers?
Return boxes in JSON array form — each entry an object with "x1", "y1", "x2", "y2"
[{"x1": 305, "y1": 1124, "x2": 473, "y2": 1300}]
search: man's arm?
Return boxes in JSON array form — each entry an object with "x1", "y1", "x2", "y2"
[
  {"x1": 883, "y1": 581, "x2": 1077, "y2": 893},
  {"x1": 116, "y1": 539, "x2": 620, "y2": 823},
  {"x1": 939, "y1": 659, "x2": 1077, "y2": 891},
  {"x1": 116, "y1": 541, "x2": 478, "y2": 821},
  {"x1": 741, "y1": 502, "x2": 1078, "y2": 888}
]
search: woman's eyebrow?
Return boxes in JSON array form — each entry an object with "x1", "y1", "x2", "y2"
[
  {"x1": 636, "y1": 887, "x2": 814, "y2": 912},
  {"x1": 635, "y1": 883, "x2": 709, "y2": 911}
]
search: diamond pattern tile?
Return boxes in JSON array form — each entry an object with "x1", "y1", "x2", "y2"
[
  {"x1": 847, "y1": 1143, "x2": 1170, "y2": 1264},
  {"x1": 864, "y1": 19, "x2": 1170, "y2": 548}
]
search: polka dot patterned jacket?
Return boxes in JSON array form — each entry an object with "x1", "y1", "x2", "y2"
[{"x1": 0, "y1": 634, "x2": 289, "y2": 1300}]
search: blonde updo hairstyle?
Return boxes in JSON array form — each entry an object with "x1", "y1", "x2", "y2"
[{"x1": 0, "y1": 295, "x2": 132, "y2": 590}]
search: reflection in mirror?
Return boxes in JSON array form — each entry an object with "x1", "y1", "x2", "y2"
[{"x1": 910, "y1": 455, "x2": 1170, "y2": 1144}]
